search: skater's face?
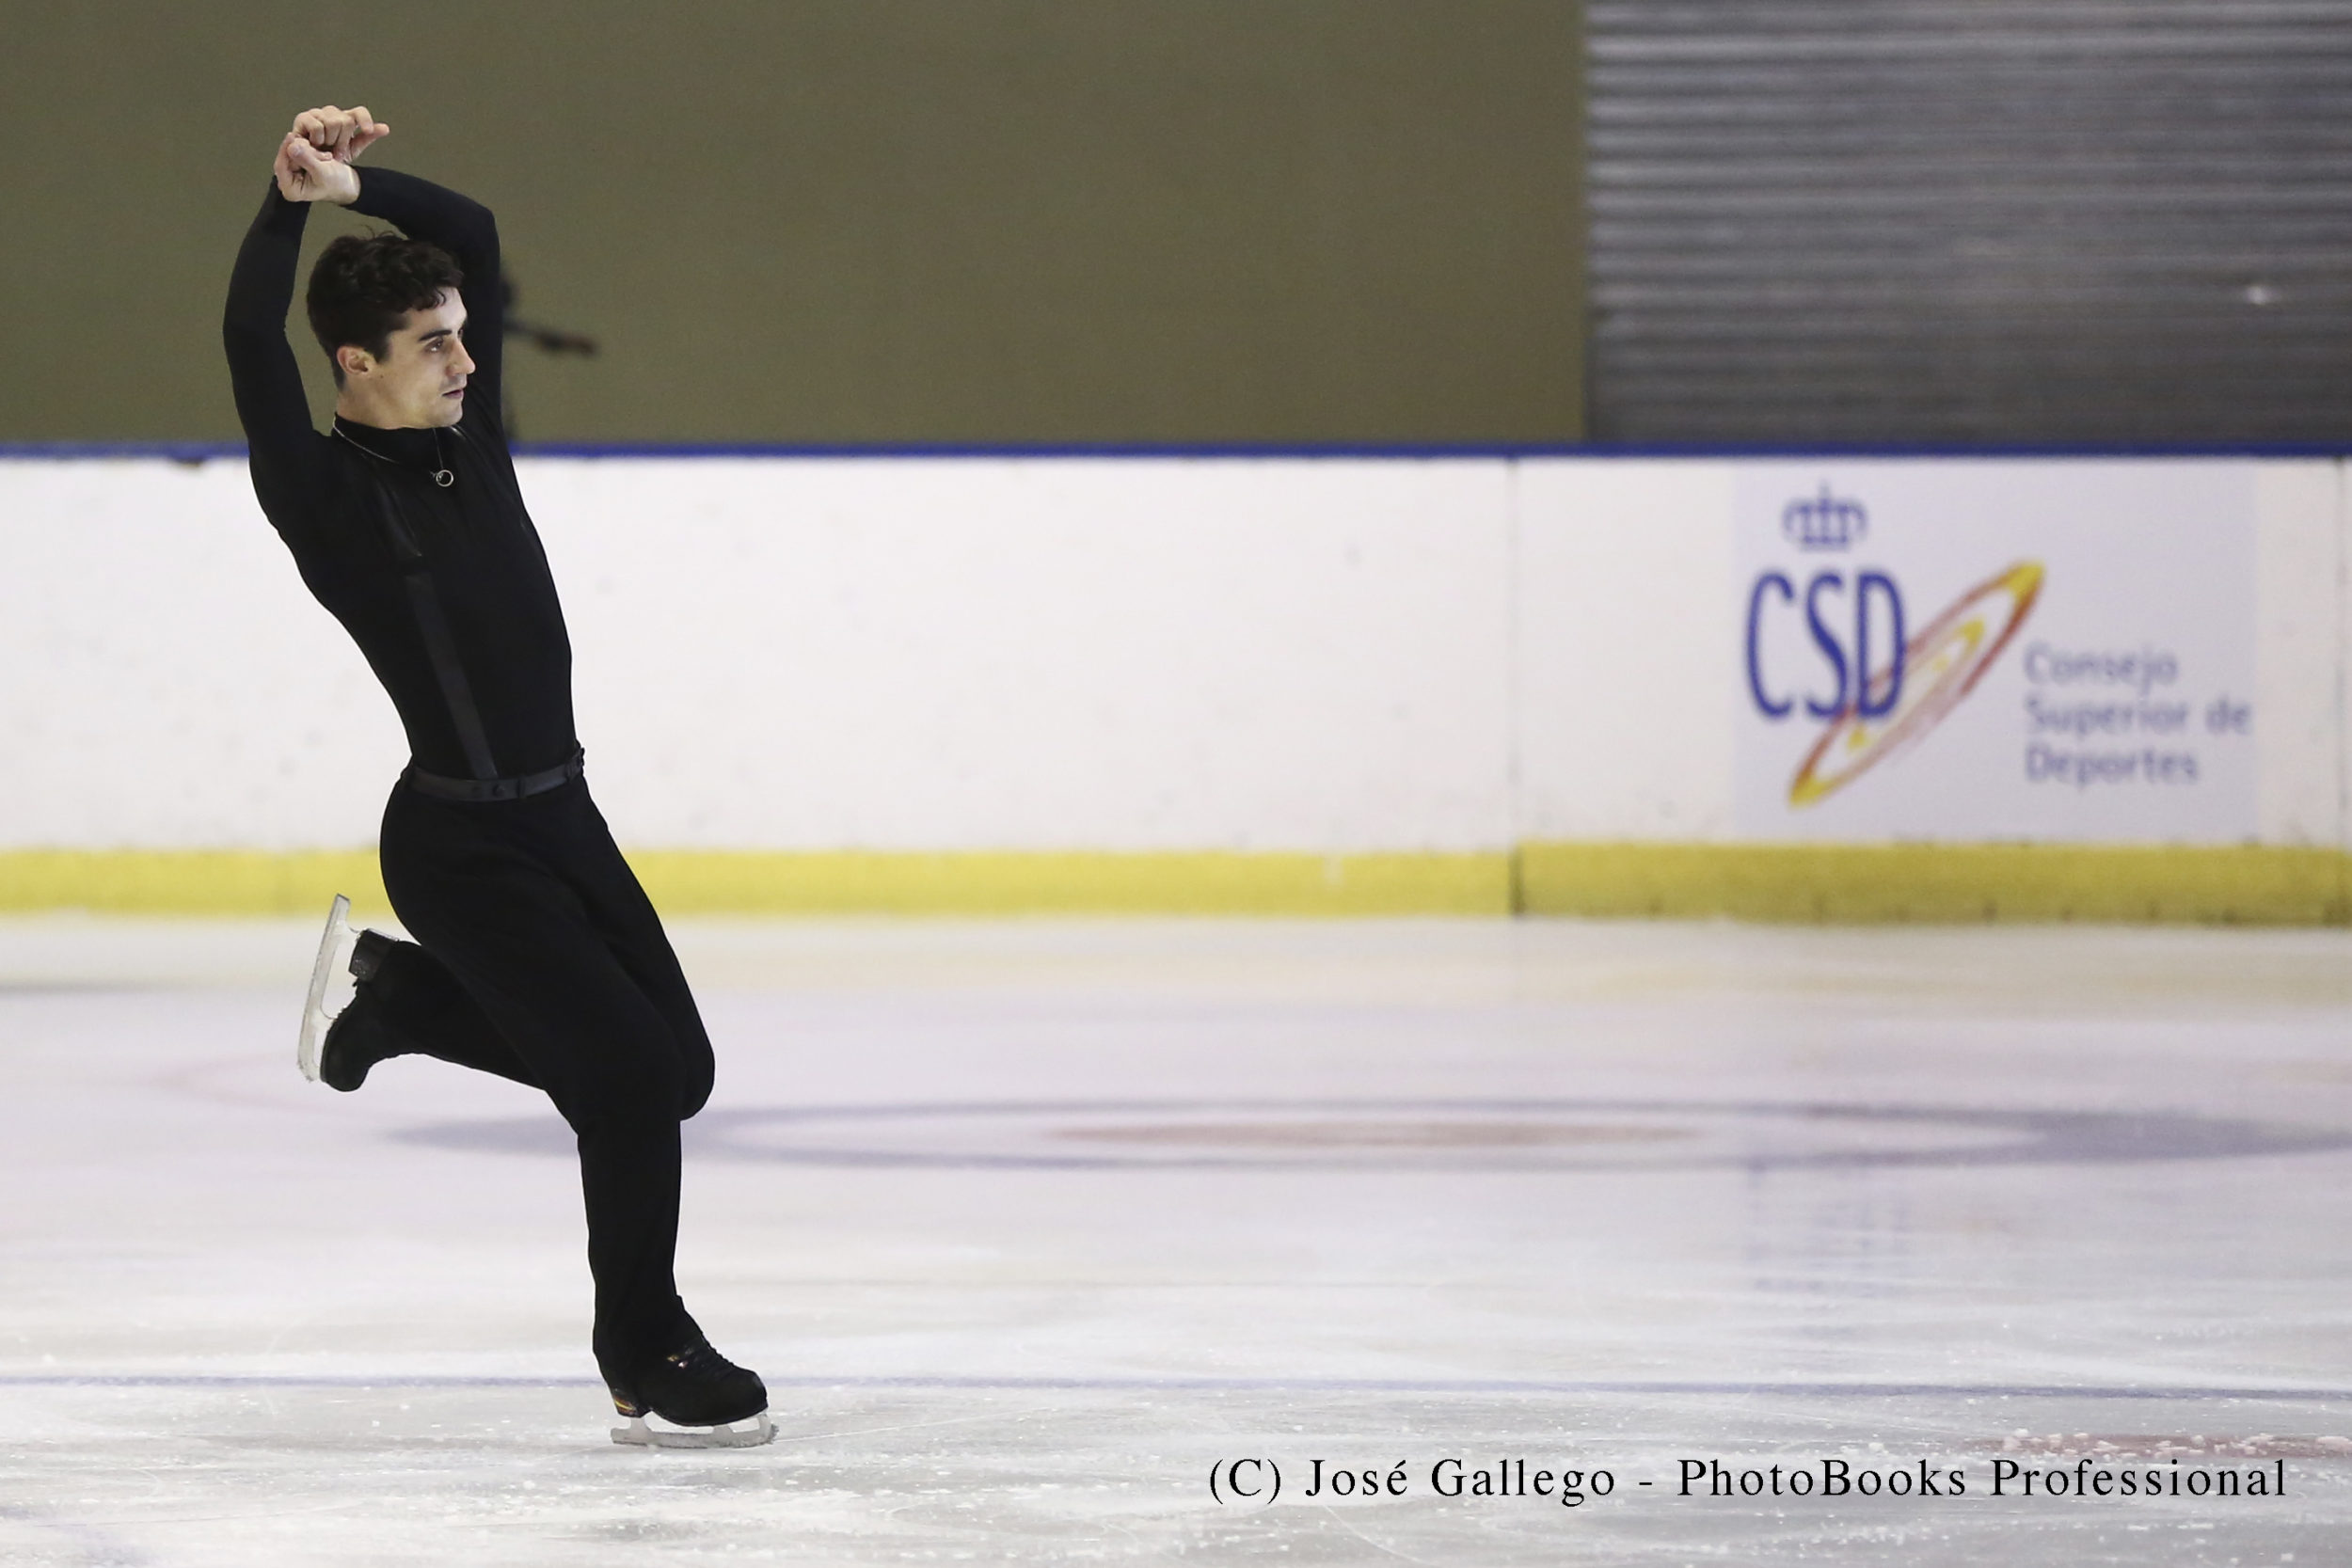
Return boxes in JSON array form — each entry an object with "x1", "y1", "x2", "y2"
[{"x1": 335, "y1": 291, "x2": 474, "y2": 428}]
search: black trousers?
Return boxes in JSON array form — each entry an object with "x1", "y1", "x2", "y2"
[{"x1": 356, "y1": 772, "x2": 714, "y2": 1382}]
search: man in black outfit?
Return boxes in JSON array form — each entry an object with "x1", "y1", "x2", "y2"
[{"x1": 223, "y1": 104, "x2": 771, "y2": 1448}]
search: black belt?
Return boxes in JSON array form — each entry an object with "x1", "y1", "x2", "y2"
[{"x1": 405, "y1": 748, "x2": 585, "y2": 803}]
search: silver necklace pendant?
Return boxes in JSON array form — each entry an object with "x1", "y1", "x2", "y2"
[{"x1": 334, "y1": 423, "x2": 455, "y2": 489}]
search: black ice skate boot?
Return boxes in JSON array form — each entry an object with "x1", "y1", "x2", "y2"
[
  {"x1": 297, "y1": 895, "x2": 405, "y2": 1092},
  {"x1": 607, "y1": 1330, "x2": 774, "y2": 1449}
]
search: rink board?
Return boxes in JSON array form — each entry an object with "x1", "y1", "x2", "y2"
[{"x1": 0, "y1": 451, "x2": 2346, "y2": 919}]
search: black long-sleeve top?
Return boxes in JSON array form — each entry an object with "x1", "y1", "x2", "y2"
[{"x1": 223, "y1": 170, "x2": 576, "y2": 782}]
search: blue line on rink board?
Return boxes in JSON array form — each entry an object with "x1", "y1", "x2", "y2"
[
  {"x1": 6, "y1": 441, "x2": 2352, "y2": 462},
  {"x1": 2, "y1": 1375, "x2": 2348, "y2": 1401}
]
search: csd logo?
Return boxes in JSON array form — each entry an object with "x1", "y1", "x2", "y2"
[
  {"x1": 1747, "y1": 489, "x2": 2044, "y2": 807},
  {"x1": 1746, "y1": 568, "x2": 1907, "y2": 722}
]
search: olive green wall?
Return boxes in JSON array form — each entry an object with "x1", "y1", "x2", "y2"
[{"x1": 0, "y1": 1, "x2": 1581, "y2": 445}]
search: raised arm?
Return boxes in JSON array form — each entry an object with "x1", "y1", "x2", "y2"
[
  {"x1": 222, "y1": 182, "x2": 326, "y2": 512},
  {"x1": 222, "y1": 106, "x2": 397, "y2": 513},
  {"x1": 349, "y1": 168, "x2": 505, "y2": 429}
]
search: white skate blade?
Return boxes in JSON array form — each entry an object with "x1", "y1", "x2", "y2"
[
  {"x1": 611, "y1": 1411, "x2": 776, "y2": 1449},
  {"x1": 296, "y1": 894, "x2": 355, "y2": 1084}
]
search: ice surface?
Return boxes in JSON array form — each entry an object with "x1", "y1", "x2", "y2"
[{"x1": 2, "y1": 916, "x2": 2349, "y2": 1564}]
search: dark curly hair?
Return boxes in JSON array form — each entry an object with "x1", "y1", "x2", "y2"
[{"x1": 305, "y1": 231, "x2": 465, "y2": 385}]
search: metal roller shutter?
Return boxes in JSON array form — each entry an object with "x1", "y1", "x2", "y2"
[{"x1": 1585, "y1": 2, "x2": 2352, "y2": 443}]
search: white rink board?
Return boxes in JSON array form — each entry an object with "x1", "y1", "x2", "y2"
[
  {"x1": 0, "y1": 452, "x2": 2343, "y2": 852},
  {"x1": 1512, "y1": 460, "x2": 1739, "y2": 842},
  {"x1": 541, "y1": 459, "x2": 1512, "y2": 850},
  {"x1": 0, "y1": 457, "x2": 1512, "y2": 851}
]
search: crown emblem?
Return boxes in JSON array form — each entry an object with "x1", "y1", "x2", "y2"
[{"x1": 1782, "y1": 484, "x2": 1867, "y2": 551}]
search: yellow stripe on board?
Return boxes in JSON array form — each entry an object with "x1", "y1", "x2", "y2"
[
  {"x1": 1518, "y1": 842, "x2": 2352, "y2": 926},
  {"x1": 0, "y1": 851, "x2": 391, "y2": 918},
  {"x1": 1, "y1": 845, "x2": 2345, "y2": 924},
  {"x1": 0, "y1": 849, "x2": 1507, "y2": 919},
  {"x1": 627, "y1": 850, "x2": 1511, "y2": 916}
]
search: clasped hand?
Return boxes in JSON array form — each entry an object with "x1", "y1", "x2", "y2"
[{"x1": 273, "y1": 104, "x2": 391, "y2": 205}]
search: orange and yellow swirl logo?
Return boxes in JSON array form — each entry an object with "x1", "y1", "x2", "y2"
[{"x1": 1790, "y1": 562, "x2": 2044, "y2": 806}]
